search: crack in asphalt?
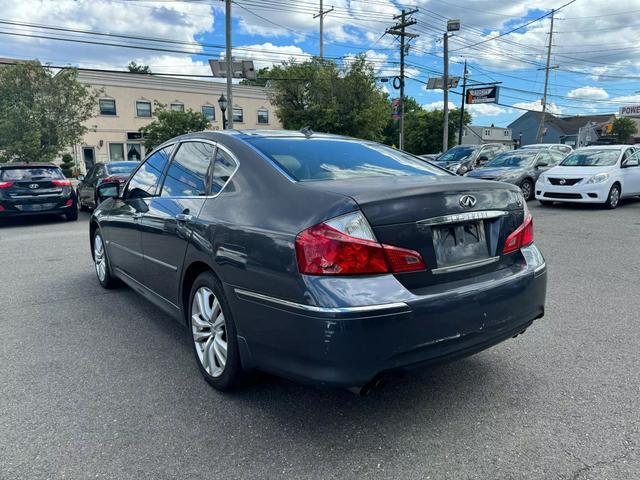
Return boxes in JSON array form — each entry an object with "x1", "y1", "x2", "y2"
[{"x1": 565, "y1": 434, "x2": 637, "y2": 480}]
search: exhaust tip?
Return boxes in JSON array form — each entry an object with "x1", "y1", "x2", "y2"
[{"x1": 347, "y1": 375, "x2": 386, "y2": 396}]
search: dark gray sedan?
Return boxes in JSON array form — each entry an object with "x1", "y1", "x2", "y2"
[
  {"x1": 90, "y1": 130, "x2": 547, "y2": 393},
  {"x1": 466, "y1": 149, "x2": 566, "y2": 200}
]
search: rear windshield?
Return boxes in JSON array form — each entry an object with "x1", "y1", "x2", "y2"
[
  {"x1": 486, "y1": 152, "x2": 537, "y2": 167},
  {"x1": 107, "y1": 163, "x2": 137, "y2": 175},
  {"x1": 561, "y1": 150, "x2": 620, "y2": 167},
  {"x1": 248, "y1": 137, "x2": 445, "y2": 181},
  {"x1": 437, "y1": 146, "x2": 478, "y2": 162},
  {"x1": 0, "y1": 167, "x2": 65, "y2": 181}
]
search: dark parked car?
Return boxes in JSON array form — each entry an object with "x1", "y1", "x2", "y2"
[
  {"x1": 90, "y1": 130, "x2": 547, "y2": 392},
  {"x1": 77, "y1": 161, "x2": 139, "y2": 210},
  {"x1": 431, "y1": 144, "x2": 508, "y2": 174},
  {"x1": 0, "y1": 163, "x2": 77, "y2": 221},
  {"x1": 466, "y1": 148, "x2": 566, "y2": 200}
]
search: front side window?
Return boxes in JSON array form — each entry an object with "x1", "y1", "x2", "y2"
[
  {"x1": 170, "y1": 103, "x2": 185, "y2": 112},
  {"x1": 109, "y1": 143, "x2": 125, "y2": 161},
  {"x1": 99, "y1": 99, "x2": 116, "y2": 116},
  {"x1": 202, "y1": 105, "x2": 215, "y2": 121},
  {"x1": 126, "y1": 146, "x2": 172, "y2": 198},
  {"x1": 257, "y1": 109, "x2": 269, "y2": 124},
  {"x1": 161, "y1": 142, "x2": 214, "y2": 197},
  {"x1": 233, "y1": 107, "x2": 243, "y2": 123},
  {"x1": 248, "y1": 138, "x2": 446, "y2": 182},
  {"x1": 136, "y1": 101, "x2": 152, "y2": 117},
  {"x1": 561, "y1": 150, "x2": 621, "y2": 167},
  {"x1": 211, "y1": 148, "x2": 238, "y2": 193}
]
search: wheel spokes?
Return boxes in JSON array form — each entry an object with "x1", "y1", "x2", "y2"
[
  {"x1": 213, "y1": 333, "x2": 227, "y2": 368},
  {"x1": 191, "y1": 286, "x2": 227, "y2": 378}
]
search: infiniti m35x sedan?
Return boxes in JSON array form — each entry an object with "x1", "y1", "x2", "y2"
[{"x1": 90, "y1": 130, "x2": 547, "y2": 392}]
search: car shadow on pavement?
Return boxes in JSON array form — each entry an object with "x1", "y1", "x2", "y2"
[{"x1": 0, "y1": 211, "x2": 91, "y2": 228}]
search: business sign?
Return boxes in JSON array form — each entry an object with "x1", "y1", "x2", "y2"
[
  {"x1": 391, "y1": 98, "x2": 401, "y2": 120},
  {"x1": 466, "y1": 86, "x2": 499, "y2": 104},
  {"x1": 618, "y1": 105, "x2": 640, "y2": 117},
  {"x1": 426, "y1": 76, "x2": 460, "y2": 90}
]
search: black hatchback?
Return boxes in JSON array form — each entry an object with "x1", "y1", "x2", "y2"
[
  {"x1": 90, "y1": 130, "x2": 547, "y2": 392},
  {"x1": 0, "y1": 163, "x2": 78, "y2": 221}
]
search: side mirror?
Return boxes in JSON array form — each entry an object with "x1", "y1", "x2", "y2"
[
  {"x1": 536, "y1": 160, "x2": 549, "y2": 168},
  {"x1": 96, "y1": 182, "x2": 120, "y2": 201},
  {"x1": 77, "y1": 175, "x2": 85, "y2": 181}
]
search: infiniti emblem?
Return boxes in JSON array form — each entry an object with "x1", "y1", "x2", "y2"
[
  {"x1": 29, "y1": 183, "x2": 40, "y2": 189},
  {"x1": 559, "y1": 178, "x2": 566, "y2": 185},
  {"x1": 459, "y1": 194, "x2": 477, "y2": 208}
]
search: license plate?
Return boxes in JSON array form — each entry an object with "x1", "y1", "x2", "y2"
[
  {"x1": 432, "y1": 220, "x2": 489, "y2": 268},
  {"x1": 17, "y1": 203, "x2": 56, "y2": 211}
]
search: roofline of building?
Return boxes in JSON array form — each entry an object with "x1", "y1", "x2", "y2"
[{"x1": 75, "y1": 70, "x2": 271, "y2": 100}]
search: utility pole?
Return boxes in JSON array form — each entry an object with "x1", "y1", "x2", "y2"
[
  {"x1": 443, "y1": 32, "x2": 450, "y2": 151},
  {"x1": 386, "y1": 9, "x2": 418, "y2": 150},
  {"x1": 225, "y1": 0, "x2": 234, "y2": 129},
  {"x1": 536, "y1": 9, "x2": 555, "y2": 143},
  {"x1": 313, "y1": 0, "x2": 334, "y2": 59},
  {"x1": 458, "y1": 59, "x2": 468, "y2": 146}
]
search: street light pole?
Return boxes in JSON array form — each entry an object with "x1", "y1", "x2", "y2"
[{"x1": 218, "y1": 94, "x2": 228, "y2": 130}]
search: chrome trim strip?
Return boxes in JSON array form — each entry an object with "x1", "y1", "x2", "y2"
[
  {"x1": 9, "y1": 193, "x2": 63, "y2": 199},
  {"x1": 417, "y1": 210, "x2": 508, "y2": 227},
  {"x1": 110, "y1": 241, "x2": 144, "y2": 258},
  {"x1": 431, "y1": 256, "x2": 500, "y2": 275},
  {"x1": 234, "y1": 288, "x2": 410, "y2": 314},
  {"x1": 143, "y1": 254, "x2": 178, "y2": 272}
]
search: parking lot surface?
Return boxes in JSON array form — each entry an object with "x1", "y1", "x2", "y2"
[{"x1": 1, "y1": 201, "x2": 639, "y2": 480}]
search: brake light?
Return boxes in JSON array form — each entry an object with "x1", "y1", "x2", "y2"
[
  {"x1": 503, "y1": 211, "x2": 534, "y2": 254},
  {"x1": 52, "y1": 179, "x2": 72, "y2": 186},
  {"x1": 64, "y1": 199, "x2": 73, "y2": 207},
  {"x1": 295, "y1": 212, "x2": 426, "y2": 275},
  {"x1": 0, "y1": 181, "x2": 14, "y2": 188}
]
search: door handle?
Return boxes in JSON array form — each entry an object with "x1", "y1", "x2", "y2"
[{"x1": 175, "y1": 213, "x2": 194, "y2": 222}]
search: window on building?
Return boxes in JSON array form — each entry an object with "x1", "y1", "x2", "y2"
[
  {"x1": 127, "y1": 144, "x2": 142, "y2": 161},
  {"x1": 170, "y1": 103, "x2": 185, "y2": 112},
  {"x1": 136, "y1": 101, "x2": 152, "y2": 117},
  {"x1": 484, "y1": 129, "x2": 491, "y2": 136},
  {"x1": 99, "y1": 99, "x2": 117, "y2": 116},
  {"x1": 109, "y1": 143, "x2": 125, "y2": 161},
  {"x1": 126, "y1": 146, "x2": 173, "y2": 198},
  {"x1": 233, "y1": 107, "x2": 244, "y2": 123},
  {"x1": 161, "y1": 142, "x2": 214, "y2": 197},
  {"x1": 201, "y1": 105, "x2": 215, "y2": 122},
  {"x1": 211, "y1": 148, "x2": 239, "y2": 194},
  {"x1": 504, "y1": 130, "x2": 510, "y2": 137},
  {"x1": 257, "y1": 109, "x2": 269, "y2": 124}
]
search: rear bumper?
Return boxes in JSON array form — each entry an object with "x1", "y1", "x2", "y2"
[
  {"x1": 535, "y1": 180, "x2": 609, "y2": 203},
  {"x1": 226, "y1": 245, "x2": 547, "y2": 387},
  {"x1": 0, "y1": 198, "x2": 75, "y2": 217}
]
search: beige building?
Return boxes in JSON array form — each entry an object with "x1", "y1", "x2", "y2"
[{"x1": 72, "y1": 70, "x2": 281, "y2": 171}]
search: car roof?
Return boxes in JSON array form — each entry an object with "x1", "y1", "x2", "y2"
[
  {"x1": 0, "y1": 162, "x2": 58, "y2": 169},
  {"x1": 106, "y1": 161, "x2": 139, "y2": 166},
  {"x1": 579, "y1": 145, "x2": 626, "y2": 150}
]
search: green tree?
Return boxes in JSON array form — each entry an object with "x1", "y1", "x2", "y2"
[
  {"x1": 611, "y1": 117, "x2": 638, "y2": 143},
  {"x1": 266, "y1": 56, "x2": 390, "y2": 141},
  {"x1": 0, "y1": 61, "x2": 98, "y2": 163},
  {"x1": 139, "y1": 103, "x2": 210, "y2": 150},
  {"x1": 384, "y1": 99, "x2": 472, "y2": 155},
  {"x1": 128, "y1": 61, "x2": 152, "y2": 74}
]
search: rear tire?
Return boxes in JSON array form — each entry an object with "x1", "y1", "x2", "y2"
[
  {"x1": 78, "y1": 190, "x2": 88, "y2": 211},
  {"x1": 66, "y1": 208, "x2": 78, "y2": 221},
  {"x1": 92, "y1": 229, "x2": 119, "y2": 289},
  {"x1": 189, "y1": 271, "x2": 243, "y2": 391},
  {"x1": 520, "y1": 179, "x2": 534, "y2": 201},
  {"x1": 604, "y1": 184, "x2": 621, "y2": 209}
]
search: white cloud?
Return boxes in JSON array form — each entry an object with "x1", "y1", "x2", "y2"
[
  {"x1": 226, "y1": 43, "x2": 311, "y2": 70},
  {"x1": 512, "y1": 101, "x2": 562, "y2": 115},
  {"x1": 567, "y1": 86, "x2": 609, "y2": 100},
  {"x1": 422, "y1": 101, "x2": 457, "y2": 111},
  {"x1": 467, "y1": 104, "x2": 508, "y2": 117}
]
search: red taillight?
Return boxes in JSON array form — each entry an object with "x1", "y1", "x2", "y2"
[
  {"x1": 0, "y1": 181, "x2": 14, "y2": 188},
  {"x1": 64, "y1": 199, "x2": 73, "y2": 207},
  {"x1": 503, "y1": 212, "x2": 534, "y2": 254},
  {"x1": 0, "y1": 204, "x2": 5, "y2": 212},
  {"x1": 295, "y1": 214, "x2": 426, "y2": 275},
  {"x1": 52, "y1": 179, "x2": 72, "y2": 187}
]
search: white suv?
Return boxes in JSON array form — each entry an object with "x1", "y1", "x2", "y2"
[{"x1": 535, "y1": 145, "x2": 640, "y2": 209}]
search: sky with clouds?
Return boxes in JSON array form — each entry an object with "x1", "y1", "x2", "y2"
[{"x1": 2, "y1": 0, "x2": 640, "y2": 127}]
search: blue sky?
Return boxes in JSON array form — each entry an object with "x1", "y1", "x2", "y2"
[{"x1": 2, "y1": 0, "x2": 640, "y2": 127}]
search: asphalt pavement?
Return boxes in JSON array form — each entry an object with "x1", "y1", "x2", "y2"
[{"x1": 1, "y1": 201, "x2": 639, "y2": 480}]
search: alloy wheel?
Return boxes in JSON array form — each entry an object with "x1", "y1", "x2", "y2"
[
  {"x1": 93, "y1": 234, "x2": 107, "y2": 282},
  {"x1": 191, "y1": 287, "x2": 227, "y2": 378},
  {"x1": 609, "y1": 187, "x2": 620, "y2": 208},
  {"x1": 521, "y1": 180, "x2": 533, "y2": 201}
]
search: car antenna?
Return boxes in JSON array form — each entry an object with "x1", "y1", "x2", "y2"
[{"x1": 300, "y1": 126, "x2": 314, "y2": 138}]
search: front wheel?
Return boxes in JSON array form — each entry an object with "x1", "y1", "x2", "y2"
[
  {"x1": 604, "y1": 184, "x2": 621, "y2": 209},
  {"x1": 520, "y1": 179, "x2": 534, "y2": 201},
  {"x1": 189, "y1": 272, "x2": 243, "y2": 391}
]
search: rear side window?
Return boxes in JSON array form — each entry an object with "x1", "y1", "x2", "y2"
[
  {"x1": 161, "y1": 142, "x2": 214, "y2": 197},
  {"x1": 248, "y1": 138, "x2": 444, "y2": 182},
  {"x1": 0, "y1": 167, "x2": 64, "y2": 181},
  {"x1": 126, "y1": 147, "x2": 172, "y2": 198},
  {"x1": 211, "y1": 148, "x2": 238, "y2": 193}
]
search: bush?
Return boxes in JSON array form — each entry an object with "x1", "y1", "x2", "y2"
[{"x1": 60, "y1": 153, "x2": 74, "y2": 178}]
